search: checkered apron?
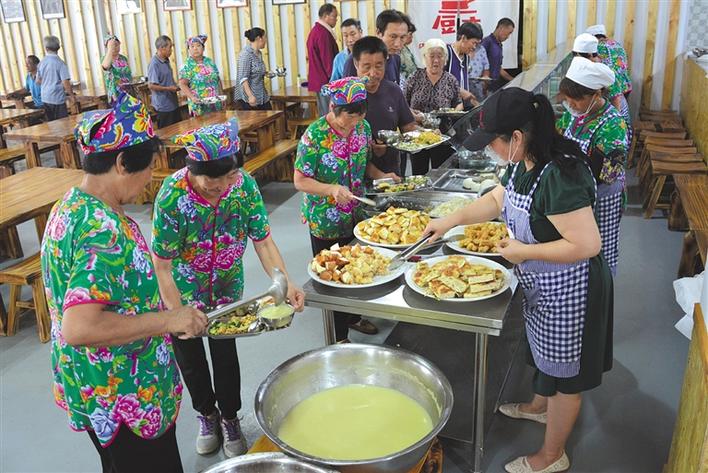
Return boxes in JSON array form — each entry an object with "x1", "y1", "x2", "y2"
[
  {"x1": 502, "y1": 162, "x2": 591, "y2": 378},
  {"x1": 563, "y1": 113, "x2": 624, "y2": 276}
]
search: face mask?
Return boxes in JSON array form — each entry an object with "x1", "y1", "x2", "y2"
[
  {"x1": 485, "y1": 145, "x2": 506, "y2": 166},
  {"x1": 563, "y1": 96, "x2": 597, "y2": 118}
]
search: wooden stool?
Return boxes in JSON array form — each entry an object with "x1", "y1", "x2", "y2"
[
  {"x1": 628, "y1": 130, "x2": 687, "y2": 168},
  {"x1": 0, "y1": 253, "x2": 50, "y2": 342},
  {"x1": 287, "y1": 117, "x2": 316, "y2": 140},
  {"x1": 643, "y1": 160, "x2": 707, "y2": 219},
  {"x1": 637, "y1": 145, "x2": 699, "y2": 192}
]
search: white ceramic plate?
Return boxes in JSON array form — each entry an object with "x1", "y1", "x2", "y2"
[
  {"x1": 404, "y1": 255, "x2": 511, "y2": 302},
  {"x1": 354, "y1": 221, "x2": 420, "y2": 249},
  {"x1": 308, "y1": 247, "x2": 406, "y2": 288},
  {"x1": 444, "y1": 223, "x2": 514, "y2": 257}
]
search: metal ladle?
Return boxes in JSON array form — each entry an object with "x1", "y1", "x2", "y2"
[{"x1": 206, "y1": 268, "x2": 289, "y2": 322}]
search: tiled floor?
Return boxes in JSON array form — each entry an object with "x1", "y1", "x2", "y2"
[{"x1": 0, "y1": 166, "x2": 689, "y2": 472}]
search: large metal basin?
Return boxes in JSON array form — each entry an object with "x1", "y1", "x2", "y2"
[
  {"x1": 201, "y1": 453, "x2": 337, "y2": 472},
  {"x1": 254, "y1": 344, "x2": 453, "y2": 473}
]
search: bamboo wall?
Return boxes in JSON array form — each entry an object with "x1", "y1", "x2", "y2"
[{"x1": 0, "y1": 0, "x2": 698, "y2": 113}]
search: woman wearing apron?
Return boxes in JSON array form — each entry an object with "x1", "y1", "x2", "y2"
[
  {"x1": 557, "y1": 57, "x2": 629, "y2": 275},
  {"x1": 425, "y1": 88, "x2": 613, "y2": 473}
]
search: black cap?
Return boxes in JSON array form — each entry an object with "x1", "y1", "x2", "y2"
[{"x1": 463, "y1": 87, "x2": 537, "y2": 151}]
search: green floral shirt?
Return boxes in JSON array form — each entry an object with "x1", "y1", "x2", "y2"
[
  {"x1": 598, "y1": 40, "x2": 632, "y2": 95},
  {"x1": 556, "y1": 101, "x2": 629, "y2": 184},
  {"x1": 179, "y1": 56, "x2": 223, "y2": 117},
  {"x1": 40, "y1": 188, "x2": 182, "y2": 446},
  {"x1": 152, "y1": 168, "x2": 270, "y2": 310},
  {"x1": 295, "y1": 116, "x2": 371, "y2": 239},
  {"x1": 102, "y1": 54, "x2": 132, "y2": 103}
]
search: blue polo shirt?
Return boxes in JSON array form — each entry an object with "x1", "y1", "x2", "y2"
[
  {"x1": 25, "y1": 73, "x2": 42, "y2": 107},
  {"x1": 37, "y1": 53, "x2": 70, "y2": 105},
  {"x1": 147, "y1": 54, "x2": 178, "y2": 112}
]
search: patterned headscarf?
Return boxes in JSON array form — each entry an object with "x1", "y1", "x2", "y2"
[
  {"x1": 173, "y1": 118, "x2": 240, "y2": 162},
  {"x1": 103, "y1": 33, "x2": 119, "y2": 47},
  {"x1": 320, "y1": 76, "x2": 368, "y2": 106},
  {"x1": 75, "y1": 92, "x2": 154, "y2": 156},
  {"x1": 187, "y1": 34, "x2": 208, "y2": 48}
]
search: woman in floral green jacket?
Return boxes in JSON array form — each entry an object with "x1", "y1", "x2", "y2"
[{"x1": 40, "y1": 92, "x2": 207, "y2": 473}]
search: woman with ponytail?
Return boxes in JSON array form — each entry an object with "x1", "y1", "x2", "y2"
[
  {"x1": 235, "y1": 27, "x2": 272, "y2": 110},
  {"x1": 425, "y1": 87, "x2": 613, "y2": 473}
]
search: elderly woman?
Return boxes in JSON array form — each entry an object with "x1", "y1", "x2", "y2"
[
  {"x1": 557, "y1": 57, "x2": 629, "y2": 275},
  {"x1": 40, "y1": 92, "x2": 207, "y2": 472},
  {"x1": 294, "y1": 77, "x2": 397, "y2": 341},
  {"x1": 101, "y1": 34, "x2": 133, "y2": 104},
  {"x1": 426, "y1": 88, "x2": 613, "y2": 473},
  {"x1": 404, "y1": 38, "x2": 461, "y2": 175},
  {"x1": 587, "y1": 24, "x2": 632, "y2": 99},
  {"x1": 152, "y1": 118, "x2": 305, "y2": 458},
  {"x1": 235, "y1": 27, "x2": 271, "y2": 110},
  {"x1": 179, "y1": 34, "x2": 223, "y2": 117}
]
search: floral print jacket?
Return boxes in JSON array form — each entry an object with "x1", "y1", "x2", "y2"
[
  {"x1": 179, "y1": 56, "x2": 223, "y2": 117},
  {"x1": 152, "y1": 169, "x2": 270, "y2": 310},
  {"x1": 102, "y1": 54, "x2": 132, "y2": 104},
  {"x1": 40, "y1": 188, "x2": 182, "y2": 446},
  {"x1": 598, "y1": 39, "x2": 632, "y2": 96},
  {"x1": 295, "y1": 116, "x2": 371, "y2": 239}
]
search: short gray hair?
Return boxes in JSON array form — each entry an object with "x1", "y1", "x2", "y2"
[
  {"x1": 421, "y1": 38, "x2": 448, "y2": 62},
  {"x1": 44, "y1": 35, "x2": 61, "y2": 52},
  {"x1": 155, "y1": 35, "x2": 172, "y2": 50}
]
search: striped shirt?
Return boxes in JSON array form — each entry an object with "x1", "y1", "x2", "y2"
[{"x1": 236, "y1": 44, "x2": 269, "y2": 105}]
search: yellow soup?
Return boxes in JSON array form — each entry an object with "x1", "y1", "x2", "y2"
[
  {"x1": 277, "y1": 384, "x2": 433, "y2": 460},
  {"x1": 258, "y1": 304, "x2": 293, "y2": 320}
]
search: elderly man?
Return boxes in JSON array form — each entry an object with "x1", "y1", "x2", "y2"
[
  {"x1": 481, "y1": 18, "x2": 515, "y2": 91},
  {"x1": 36, "y1": 35, "x2": 74, "y2": 121},
  {"x1": 330, "y1": 18, "x2": 363, "y2": 82},
  {"x1": 148, "y1": 35, "x2": 181, "y2": 128},
  {"x1": 306, "y1": 3, "x2": 339, "y2": 116},
  {"x1": 7, "y1": 55, "x2": 43, "y2": 109},
  {"x1": 343, "y1": 9, "x2": 409, "y2": 85}
]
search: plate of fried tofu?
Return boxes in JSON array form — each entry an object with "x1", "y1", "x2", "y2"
[
  {"x1": 405, "y1": 255, "x2": 510, "y2": 301},
  {"x1": 308, "y1": 244, "x2": 406, "y2": 288},
  {"x1": 354, "y1": 207, "x2": 431, "y2": 249},
  {"x1": 444, "y1": 222, "x2": 513, "y2": 256}
]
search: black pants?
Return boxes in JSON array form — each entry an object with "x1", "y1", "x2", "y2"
[
  {"x1": 309, "y1": 233, "x2": 361, "y2": 341},
  {"x1": 410, "y1": 144, "x2": 454, "y2": 175},
  {"x1": 235, "y1": 99, "x2": 272, "y2": 111},
  {"x1": 87, "y1": 425, "x2": 183, "y2": 473},
  {"x1": 156, "y1": 109, "x2": 182, "y2": 128},
  {"x1": 43, "y1": 102, "x2": 68, "y2": 121},
  {"x1": 172, "y1": 337, "x2": 242, "y2": 419}
]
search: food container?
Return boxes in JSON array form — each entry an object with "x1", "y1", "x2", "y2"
[
  {"x1": 255, "y1": 344, "x2": 453, "y2": 473},
  {"x1": 455, "y1": 150, "x2": 495, "y2": 171},
  {"x1": 377, "y1": 130, "x2": 401, "y2": 145},
  {"x1": 201, "y1": 453, "x2": 336, "y2": 473},
  {"x1": 258, "y1": 303, "x2": 295, "y2": 329}
]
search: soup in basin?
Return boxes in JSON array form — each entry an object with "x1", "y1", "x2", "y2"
[{"x1": 276, "y1": 384, "x2": 433, "y2": 461}]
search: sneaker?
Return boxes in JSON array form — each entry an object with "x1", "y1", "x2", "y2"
[
  {"x1": 196, "y1": 411, "x2": 221, "y2": 455},
  {"x1": 221, "y1": 417, "x2": 247, "y2": 457}
]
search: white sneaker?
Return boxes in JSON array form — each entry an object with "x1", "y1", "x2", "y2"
[
  {"x1": 221, "y1": 416, "x2": 247, "y2": 458},
  {"x1": 196, "y1": 411, "x2": 221, "y2": 455}
]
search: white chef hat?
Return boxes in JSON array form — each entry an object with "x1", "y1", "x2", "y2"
[
  {"x1": 565, "y1": 56, "x2": 615, "y2": 90},
  {"x1": 586, "y1": 24, "x2": 607, "y2": 36},
  {"x1": 573, "y1": 33, "x2": 599, "y2": 54}
]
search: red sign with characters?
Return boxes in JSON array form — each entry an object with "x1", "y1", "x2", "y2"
[{"x1": 431, "y1": 0, "x2": 481, "y2": 35}]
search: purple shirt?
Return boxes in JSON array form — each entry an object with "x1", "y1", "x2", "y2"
[
  {"x1": 481, "y1": 34, "x2": 503, "y2": 79},
  {"x1": 343, "y1": 54, "x2": 401, "y2": 85},
  {"x1": 445, "y1": 44, "x2": 470, "y2": 91},
  {"x1": 306, "y1": 23, "x2": 339, "y2": 93}
]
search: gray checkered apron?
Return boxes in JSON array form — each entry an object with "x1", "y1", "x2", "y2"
[
  {"x1": 563, "y1": 111, "x2": 624, "y2": 275},
  {"x1": 502, "y1": 162, "x2": 591, "y2": 378}
]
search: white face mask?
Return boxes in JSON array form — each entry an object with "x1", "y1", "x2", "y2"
[
  {"x1": 563, "y1": 96, "x2": 597, "y2": 118},
  {"x1": 486, "y1": 136, "x2": 519, "y2": 167}
]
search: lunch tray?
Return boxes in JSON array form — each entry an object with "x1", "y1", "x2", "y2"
[
  {"x1": 206, "y1": 298, "x2": 292, "y2": 339},
  {"x1": 361, "y1": 190, "x2": 476, "y2": 219},
  {"x1": 365, "y1": 176, "x2": 433, "y2": 196},
  {"x1": 391, "y1": 132, "x2": 452, "y2": 154}
]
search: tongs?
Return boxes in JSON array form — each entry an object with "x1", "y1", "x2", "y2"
[
  {"x1": 388, "y1": 232, "x2": 434, "y2": 271},
  {"x1": 205, "y1": 268, "x2": 288, "y2": 322}
]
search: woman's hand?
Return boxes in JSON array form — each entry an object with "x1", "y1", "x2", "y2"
[
  {"x1": 411, "y1": 109, "x2": 424, "y2": 124},
  {"x1": 381, "y1": 172, "x2": 401, "y2": 182},
  {"x1": 495, "y1": 238, "x2": 528, "y2": 264},
  {"x1": 287, "y1": 284, "x2": 306, "y2": 312},
  {"x1": 423, "y1": 215, "x2": 457, "y2": 243},
  {"x1": 329, "y1": 185, "x2": 354, "y2": 205},
  {"x1": 166, "y1": 305, "x2": 208, "y2": 339},
  {"x1": 248, "y1": 95, "x2": 257, "y2": 107}
]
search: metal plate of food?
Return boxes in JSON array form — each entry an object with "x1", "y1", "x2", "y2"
[
  {"x1": 392, "y1": 129, "x2": 451, "y2": 154},
  {"x1": 431, "y1": 108, "x2": 468, "y2": 118},
  {"x1": 199, "y1": 95, "x2": 228, "y2": 105},
  {"x1": 362, "y1": 191, "x2": 475, "y2": 219},
  {"x1": 207, "y1": 297, "x2": 293, "y2": 339},
  {"x1": 433, "y1": 170, "x2": 499, "y2": 193},
  {"x1": 366, "y1": 175, "x2": 432, "y2": 195}
]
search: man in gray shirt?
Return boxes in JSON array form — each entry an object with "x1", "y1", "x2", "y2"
[
  {"x1": 148, "y1": 35, "x2": 181, "y2": 128},
  {"x1": 36, "y1": 35, "x2": 74, "y2": 121}
]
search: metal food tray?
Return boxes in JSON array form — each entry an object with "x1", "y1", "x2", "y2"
[
  {"x1": 391, "y1": 132, "x2": 451, "y2": 154},
  {"x1": 206, "y1": 298, "x2": 291, "y2": 339},
  {"x1": 366, "y1": 176, "x2": 433, "y2": 196},
  {"x1": 361, "y1": 190, "x2": 477, "y2": 219},
  {"x1": 433, "y1": 169, "x2": 499, "y2": 193}
]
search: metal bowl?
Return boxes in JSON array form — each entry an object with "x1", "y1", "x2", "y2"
[
  {"x1": 201, "y1": 453, "x2": 336, "y2": 473},
  {"x1": 255, "y1": 343, "x2": 453, "y2": 473},
  {"x1": 456, "y1": 150, "x2": 494, "y2": 170},
  {"x1": 377, "y1": 130, "x2": 401, "y2": 145},
  {"x1": 258, "y1": 303, "x2": 295, "y2": 329}
]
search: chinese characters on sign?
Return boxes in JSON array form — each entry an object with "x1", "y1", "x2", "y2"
[{"x1": 432, "y1": 0, "x2": 481, "y2": 35}]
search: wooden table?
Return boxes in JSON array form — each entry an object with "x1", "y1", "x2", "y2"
[
  {"x1": 0, "y1": 167, "x2": 83, "y2": 246},
  {"x1": 73, "y1": 86, "x2": 109, "y2": 114},
  {"x1": 1, "y1": 95, "x2": 35, "y2": 110},
  {"x1": 270, "y1": 86, "x2": 318, "y2": 137},
  {"x1": 156, "y1": 110, "x2": 283, "y2": 167},
  {"x1": 0, "y1": 108, "x2": 45, "y2": 148},
  {"x1": 3, "y1": 114, "x2": 82, "y2": 168},
  {"x1": 674, "y1": 175, "x2": 708, "y2": 230}
]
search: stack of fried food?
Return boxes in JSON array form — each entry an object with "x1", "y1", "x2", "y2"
[
  {"x1": 412, "y1": 255, "x2": 506, "y2": 299},
  {"x1": 458, "y1": 222, "x2": 508, "y2": 253},
  {"x1": 310, "y1": 244, "x2": 390, "y2": 285},
  {"x1": 356, "y1": 207, "x2": 430, "y2": 245}
]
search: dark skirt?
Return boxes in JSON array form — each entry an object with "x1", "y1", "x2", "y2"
[{"x1": 527, "y1": 256, "x2": 614, "y2": 395}]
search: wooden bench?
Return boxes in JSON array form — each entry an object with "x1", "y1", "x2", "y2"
[
  {"x1": 0, "y1": 253, "x2": 50, "y2": 342},
  {"x1": 672, "y1": 175, "x2": 708, "y2": 277},
  {"x1": 0, "y1": 145, "x2": 25, "y2": 175},
  {"x1": 644, "y1": 159, "x2": 707, "y2": 219},
  {"x1": 628, "y1": 129, "x2": 688, "y2": 168},
  {"x1": 243, "y1": 139, "x2": 298, "y2": 181}
]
